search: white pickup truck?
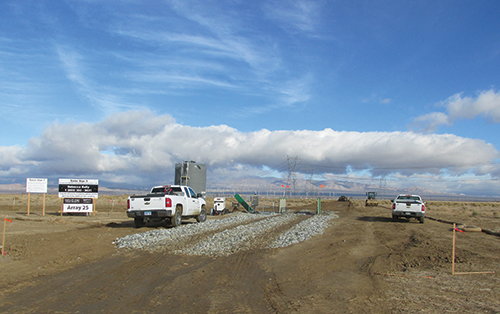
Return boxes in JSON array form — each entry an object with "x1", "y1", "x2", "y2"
[
  {"x1": 127, "y1": 185, "x2": 207, "y2": 228},
  {"x1": 391, "y1": 194, "x2": 426, "y2": 223}
]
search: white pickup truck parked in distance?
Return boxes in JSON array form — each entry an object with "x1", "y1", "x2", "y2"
[
  {"x1": 127, "y1": 185, "x2": 207, "y2": 228},
  {"x1": 391, "y1": 194, "x2": 426, "y2": 223}
]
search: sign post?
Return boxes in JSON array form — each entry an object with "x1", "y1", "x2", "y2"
[{"x1": 26, "y1": 178, "x2": 48, "y2": 216}]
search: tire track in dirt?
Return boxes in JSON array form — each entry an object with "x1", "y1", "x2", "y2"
[
  {"x1": 0, "y1": 250, "x2": 173, "y2": 313},
  {"x1": 206, "y1": 251, "x2": 257, "y2": 313},
  {"x1": 260, "y1": 208, "x2": 393, "y2": 313},
  {"x1": 201, "y1": 216, "x2": 312, "y2": 312},
  {"x1": 0, "y1": 215, "x2": 308, "y2": 313}
]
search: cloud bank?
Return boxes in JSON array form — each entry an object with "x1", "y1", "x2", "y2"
[
  {"x1": 411, "y1": 89, "x2": 500, "y2": 132},
  {"x1": 1, "y1": 110, "x2": 499, "y2": 195}
]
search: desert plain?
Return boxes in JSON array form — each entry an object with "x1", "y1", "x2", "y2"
[{"x1": 0, "y1": 194, "x2": 499, "y2": 313}]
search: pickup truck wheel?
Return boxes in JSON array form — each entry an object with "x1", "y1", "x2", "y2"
[
  {"x1": 196, "y1": 208, "x2": 207, "y2": 223},
  {"x1": 392, "y1": 215, "x2": 398, "y2": 221},
  {"x1": 419, "y1": 217, "x2": 425, "y2": 224},
  {"x1": 172, "y1": 208, "x2": 182, "y2": 227},
  {"x1": 134, "y1": 218, "x2": 145, "y2": 228}
]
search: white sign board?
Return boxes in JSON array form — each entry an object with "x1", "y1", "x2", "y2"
[
  {"x1": 59, "y1": 179, "x2": 99, "y2": 198},
  {"x1": 59, "y1": 179, "x2": 98, "y2": 185},
  {"x1": 63, "y1": 198, "x2": 93, "y2": 213},
  {"x1": 26, "y1": 178, "x2": 48, "y2": 193}
]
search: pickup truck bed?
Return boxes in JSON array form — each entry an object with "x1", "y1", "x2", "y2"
[{"x1": 127, "y1": 185, "x2": 207, "y2": 228}]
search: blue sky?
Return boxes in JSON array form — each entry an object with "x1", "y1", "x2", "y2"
[{"x1": 1, "y1": 0, "x2": 500, "y2": 197}]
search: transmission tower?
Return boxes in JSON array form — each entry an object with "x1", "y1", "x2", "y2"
[
  {"x1": 304, "y1": 167, "x2": 315, "y2": 197},
  {"x1": 286, "y1": 155, "x2": 300, "y2": 197}
]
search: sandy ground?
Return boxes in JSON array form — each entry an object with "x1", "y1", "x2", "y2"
[{"x1": 0, "y1": 195, "x2": 499, "y2": 313}]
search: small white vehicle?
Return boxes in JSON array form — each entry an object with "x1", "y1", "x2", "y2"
[
  {"x1": 212, "y1": 197, "x2": 229, "y2": 215},
  {"x1": 391, "y1": 194, "x2": 426, "y2": 223},
  {"x1": 127, "y1": 185, "x2": 207, "y2": 228}
]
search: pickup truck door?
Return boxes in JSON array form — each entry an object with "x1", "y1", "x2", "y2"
[{"x1": 183, "y1": 187, "x2": 200, "y2": 215}]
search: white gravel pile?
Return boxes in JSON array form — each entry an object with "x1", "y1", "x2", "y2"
[
  {"x1": 114, "y1": 213, "x2": 263, "y2": 250},
  {"x1": 269, "y1": 212, "x2": 338, "y2": 248},
  {"x1": 175, "y1": 213, "x2": 300, "y2": 257},
  {"x1": 114, "y1": 212, "x2": 337, "y2": 256}
]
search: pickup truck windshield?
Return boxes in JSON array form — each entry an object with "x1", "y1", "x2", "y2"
[{"x1": 397, "y1": 196, "x2": 421, "y2": 201}]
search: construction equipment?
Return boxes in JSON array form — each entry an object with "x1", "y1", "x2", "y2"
[
  {"x1": 338, "y1": 195, "x2": 349, "y2": 202},
  {"x1": 234, "y1": 194, "x2": 253, "y2": 212},
  {"x1": 365, "y1": 192, "x2": 378, "y2": 206}
]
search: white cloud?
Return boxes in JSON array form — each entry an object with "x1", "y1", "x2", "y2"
[
  {"x1": 0, "y1": 110, "x2": 498, "y2": 194},
  {"x1": 409, "y1": 112, "x2": 450, "y2": 133},
  {"x1": 411, "y1": 89, "x2": 500, "y2": 132},
  {"x1": 0, "y1": 146, "x2": 30, "y2": 177},
  {"x1": 445, "y1": 89, "x2": 500, "y2": 122}
]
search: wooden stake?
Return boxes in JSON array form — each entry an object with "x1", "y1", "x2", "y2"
[
  {"x1": 454, "y1": 271, "x2": 496, "y2": 275},
  {"x1": 2, "y1": 215, "x2": 7, "y2": 257},
  {"x1": 42, "y1": 193, "x2": 46, "y2": 216},
  {"x1": 452, "y1": 223, "x2": 456, "y2": 275},
  {"x1": 27, "y1": 192, "x2": 31, "y2": 216}
]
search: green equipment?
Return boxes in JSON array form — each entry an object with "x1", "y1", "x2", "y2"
[{"x1": 234, "y1": 194, "x2": 253, "y2": 212}]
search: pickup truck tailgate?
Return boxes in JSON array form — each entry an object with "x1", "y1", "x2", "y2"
[
  {"x1": 129, "y1": 196, "x2": 165, "y2": 211},
  {"x1": 394, "y1": 201, "x2": 422, "y2": 212}
]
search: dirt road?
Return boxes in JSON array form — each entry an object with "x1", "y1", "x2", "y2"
[{"x1": 0, "y1": 200, "x2": 498, "y2": 313}]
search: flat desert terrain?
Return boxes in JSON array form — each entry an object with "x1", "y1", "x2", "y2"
[{"x1": 0, "y1": 194, "x2": 499, "y2": 313}]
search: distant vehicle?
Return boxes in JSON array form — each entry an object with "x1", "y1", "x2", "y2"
[
  {"x1": 365, "y1": 191, "x2": 378, "y2": 206},
  {"x1": 127, "y1": 185, "x2": 207, "y2": 228},
  {"x1": 391, "y1": 194, "x2": 425, "y2": 223},
  {"x1": 338, "y1": 195, "x2": 349, "y2": 202}
]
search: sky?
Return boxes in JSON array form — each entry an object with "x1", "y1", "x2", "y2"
[{"x1": 1, "y1": 0, "x2": 500, "y2": 197}]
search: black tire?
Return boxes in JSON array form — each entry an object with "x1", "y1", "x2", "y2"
[
  {"x1": 171, "y1": 207, "x2": 182, "y2": 227},
  {"x1": 419, "y1": 216, "x2": 425, "y2": 224},
  {"x1": 392, "y1": 215, "x2": 398, "y2": 222},
  {"x1": 196, "y1": 208, "x2": 207, "y2": 223},
  {"x1": 134, "y1": 218, "x2": 145, "y2": 228},
  {"x1": 164, "y1": 218, "x2": 171, "y2": 227}
]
